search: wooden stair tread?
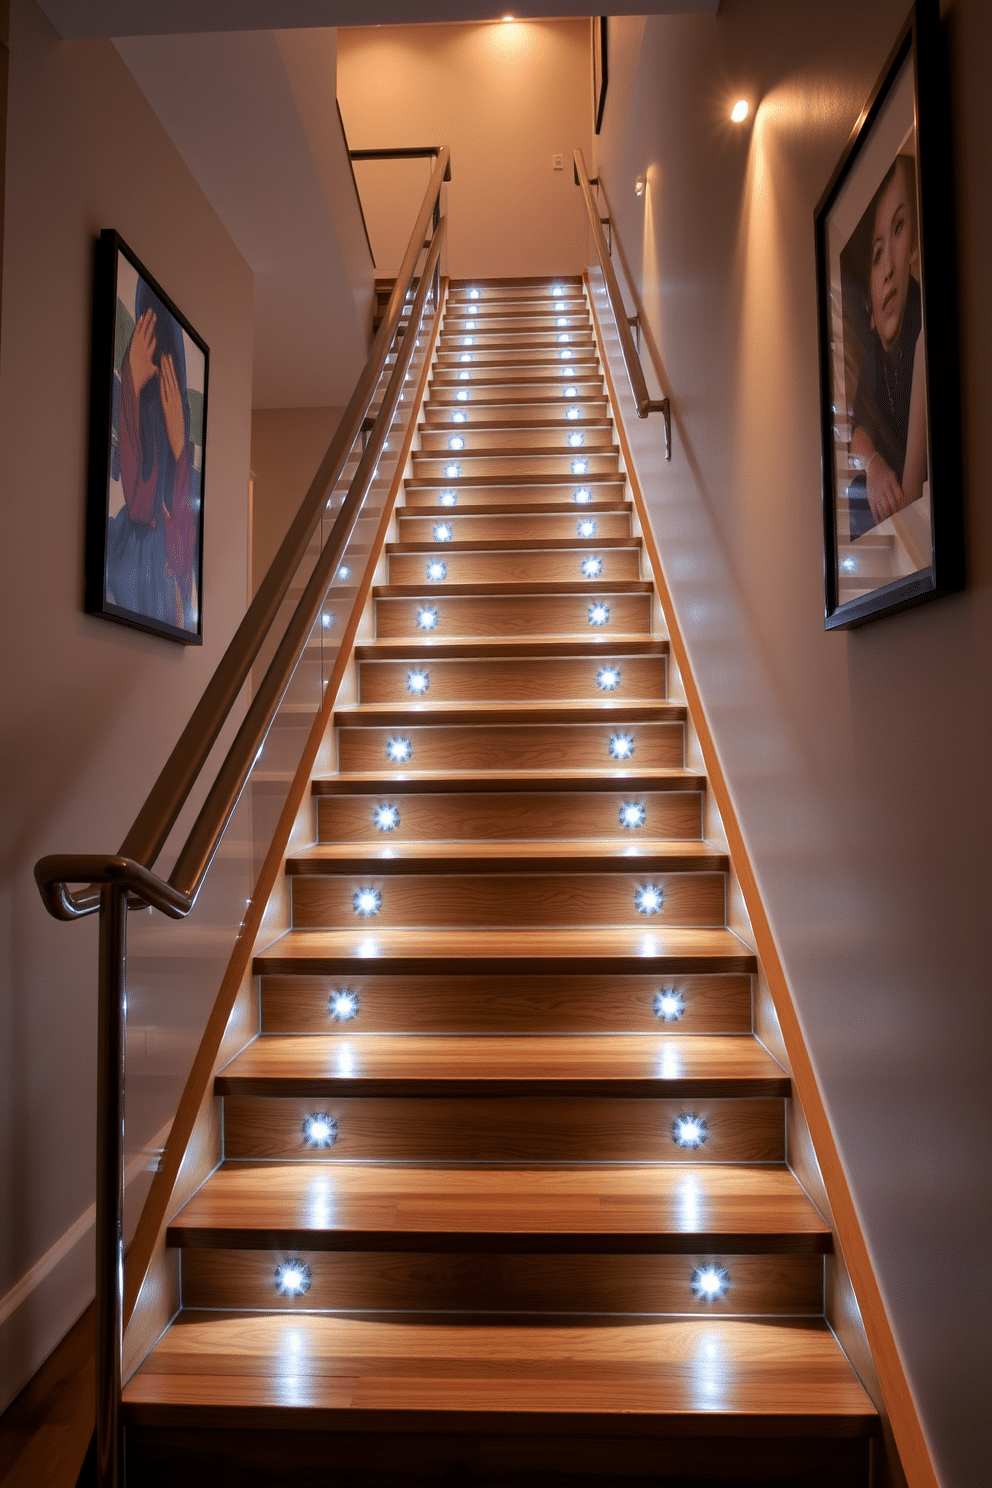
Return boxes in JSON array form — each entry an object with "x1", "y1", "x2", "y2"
[
  {"x1": 312, "y1": 770, "x2": 705, "y2": 794},
  {"x1": 168, "y1": 1163, "x2": 824, "y2": 1250},
  {"x1": 373, "y1": 581, "x2": 653, "y2": 598},
  {"x1": 287, "y1": 841, "x2": 729, "y2": 873},
  {"x1": 124, "y1": 1314, "x2": 876, "y2": 1431},
  {"x1": 215, "y1": 1033, "x2": 786, "y2": 1096},
  {"x1": 253, "y1": 926, "x2": 757, "y2": 975},
  {"x1": 386, "y1": 539, "x2": 639, "y2": 554}
]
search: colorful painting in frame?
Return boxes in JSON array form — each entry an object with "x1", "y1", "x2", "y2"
[{"x1": 86, "y1": 230, "x2": 208, "y2": 644}]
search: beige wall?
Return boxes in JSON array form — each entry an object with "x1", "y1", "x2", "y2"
[
  {"x1": 0, "y1": 0, "x2": 253, "y2": 1407},
  {"x1": 337, "y1": 18, "x2": 592, "y2": 280},
  {"x1": 250, "y1": 406, "x2": 345, "y2": 592},
  {"x1": 593, "y1": 3, "x2": 990, "y2": 1483}
]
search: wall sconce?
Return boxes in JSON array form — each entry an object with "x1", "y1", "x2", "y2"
[
  {"x1": 731, "y1": 99, "x2": 749, "y2": 123},
  {"x1": 635, "y1": 175, "x2": 646, "y2": 198}
]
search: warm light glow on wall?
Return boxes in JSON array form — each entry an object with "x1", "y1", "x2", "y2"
[{"x1": 731, "y1": 98, "x2": 749, "y2": 123}]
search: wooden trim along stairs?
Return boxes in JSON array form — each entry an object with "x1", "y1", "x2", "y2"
[{"x1": 116, "y1": 276, "x2": 916, "y2": 1486}]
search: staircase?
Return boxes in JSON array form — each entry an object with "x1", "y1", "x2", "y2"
[{"x1": 122, "y1": 278, "x2": 878, "y2": 1485}]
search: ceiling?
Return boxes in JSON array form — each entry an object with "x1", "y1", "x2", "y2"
[{"x1": 40, "y1": 1, "x2": 718, "y2": 38}]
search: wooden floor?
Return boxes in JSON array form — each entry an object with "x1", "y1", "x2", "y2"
[{"x1": 122, "y1": 277, "x2": 876, "y2": 1483}]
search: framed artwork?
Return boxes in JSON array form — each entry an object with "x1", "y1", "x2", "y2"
[
  {"x1": 86, "y1": 230, "x2": 209, "y2": 644},
  {"x1": 814, "y1": 0, "x2": 963, "y2": 629},
  {"x1": 592, "y1": 17, "x2": 608, "y2": 136}
]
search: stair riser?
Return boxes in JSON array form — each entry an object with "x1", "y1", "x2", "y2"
[
  {"x1": 411, "y1": 454, "x2": 620, "y2": 481},
  {"x1": 402, "y1": 482, "x2": 625, "y2": 507},
  {"x1": 387, "y1": 550, "x2": 642, "y2": 584},
  {"x1": 424, "y1": 402, "x2": 609, "y2": 424},
  {"x1": 317, "y1": 791, "x2": 704, "y2": 842},
  {"x1": 259, "y1": 973, "x2": 753, "y2": 1035},
  {"x1": 336, "y1": 722, "x2": 685, "y2": 773},
  {"x1": 430, "y1": 380, "x2": 605, "y2": 401},
  {"x1": 179, "y1": 1249, "x2": 821, "y2": 1316},
  {"x1": 436, "y1": 346, "x2": 598, "y2": 365},
  {"x1": 419, "y1": 426, "x2": 613, "y2": 452},
  {"x1": 432, "y1": 363, "x2": 598, "y2": 383},
  {"x1": 443, "y1": 319, "x2": 591, "y2": 337},
  {"x1": 397, "y1": 512, "x2": 632, "y2": 541},
  {"x1": 222, "y1": 1096, "x2": 784, "y2": 1164},
  {"x1": 439, "y1": 333, "x2": 595, "y2": 351},
  {"x1": 357, "y1": 657, "x2": 666, "y2": 705},
  {"x1": 290, "y1": 873, "x2": 727, "y2": 930},
  {"x1": 374, "y1": 593, "x2": 652, "y2": 638}
]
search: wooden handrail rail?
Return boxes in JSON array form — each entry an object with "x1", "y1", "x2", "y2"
[{"x1": 573, "y1": 148, "x2": 671, "y2": 459}]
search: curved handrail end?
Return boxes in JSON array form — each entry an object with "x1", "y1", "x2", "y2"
[{"x1": 35, "y1": 855, "x2": 192, "y2": 922}]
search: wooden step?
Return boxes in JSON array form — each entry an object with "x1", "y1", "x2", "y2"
[
  {"x1": 335, "y1": 715, "x2": 685, "y2": 773},
  {"x1": 318, "y1": 797, "x2": 704, "y2": 845},
  {"x1": 419, "y1": 423, "x2": 613, "y2": 452},
  {"x1": 402, "y1": 478, "x2": 625, "y2": 507},
  {"x1": 396, "y1": 508, "x2": 632, "y2": 541},
  {"x1": 168, "y1": 1161, "x2": 821, "y2": 1253},
  {"x1": 355, "y1": 652, "x2": 665, "y2": 704},
  {"x1": 430, "y1": 376, "x2": 605, "y2": 399},
  {"x1": 409, "y1": 451, "x2": 621, "y2": 481},
  {"x1": 386, "y1": 544, "x2": 642, "y2": 586},
  {"x1": 252, "y1": 926, "x2": 758, "y2": 977},
  {"x1": 439, "y1": 331, "x2": 595, "y2": 351},
  {"x1": 424, "y1": 398, "x2": 609, "y2": 423},
  {"x1": 258, "y1": 971, "x2": 754, "y2": 1036},
  {"x1": 124, "y1": 1314, "x2": 876, "y2": 1451},
  {"x1": 431, "y1": 360, "x2": 599, "y2": 382},
  {"x1": 179, "y1": 1249, "x2": 819, "y2": 1315},
  {"x1": 373, "y1": 587, "x2": 653, "y2": 639}
]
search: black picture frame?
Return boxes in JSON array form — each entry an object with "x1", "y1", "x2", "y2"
[
  {"x1": 814, "y1": 0, "x2": 963, "y2": 630},
  {"x1": 86, "y1": 230, "x2": 209, "y2": 644},
  {"x1": 592, "y1": 17, "x2": 608, "y2": 136}
]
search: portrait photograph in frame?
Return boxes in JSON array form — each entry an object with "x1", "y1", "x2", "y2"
[
  {"x1": 814, "y1": 0, "x2": 963, "y2": 629},
  {"x1": 86, "y1": 230, "x2": 209, "y2": 644}
]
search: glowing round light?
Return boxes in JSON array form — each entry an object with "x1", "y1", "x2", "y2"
[
  {"x1": 374, "y1": 803, "x2": 401, "y2": 831},
  {"x1": 672, "y1": 1113, "x2": 708, "y2": 1148},
  {"x1": 635, "y1": 884, "x2": 663, "y2": 915},
  {"x1": 557, "y1": 333, "x2": 571, "y2": 344},
  {"x1": 427, "y1": 560, "x2": 448, "y2": 582},
  {"x1": 462, "y1": 336, "x2": 474, "y2": 346},
  {"x1": 469, "y1": 288, "x2": 480, "y2": 299},
  {"x1": 338, "y1": 565, "x2": 350, "y2": 580},
  {"x1": 588, "y1": 602, "x2": 610, "y2": 627},
  {"x1": 581, "y1": 556, "x2": 603, "y2": 579},
  {"x1": 597, "y1": 666, "x2": 621, "y2": 692},
  {"x1": 568, "y1": 432, "x2": 585, "y2": 448},
  {"x1": 329, "y1": 988, "x2": 360, "y2": 1021},
  {"x1": 439, "y1": 490, "x2": 457, "y2": 506},
  {"x1": 433, "y1": 522, "x2": 453, "y2": 542},
  {"x1": 275, "y1": 1260, "x2": 312, "y2": 1296},
  {"x1": 691, "y1": 1264, "x2": 730, "y2": 1302},
  {"x1": 452, "y1": 411, "x2": 467, "y2": 423},
  {"x1": 578, "y1": 519, "x2": 597, "y2": 538},
  {"x1": 407, "y1": 669, "x2": 430, "y2": 695},
  {"x1": 465, "y1": 320, "x2": 477, "y2": 330},
  {"x1": 552, "y1": 285, "x2": 564, "y2": 297},
  {"x1": 557, "y1": 316, "x2": 568, "y2": 327},
  {"x1": 620, "y1": 801, "x2": 647, "y2": 830},
  {"x1": 572, "y1": 459, "x2": 589, "y2": 474},
  {"x1": 731, "y1": 98, "x2": 749, "y2": 123},
  {"x1": 303, "y1": 1112, "x2": 338, "y2": 1148},
  {"x1": 458, "y1": 370, "x2": 471, "y2": 381},
  {"x1": 563, "y1": 385, "x2": 578, "y2": 397},
  {"x1": 609, "y1": 733, "x2": 634, "y2": 760},
  {"x1": 841, "y1": 555, "x2": 856, "y2": 573},
  {"x1": 448, "y1": 435, "x2": 465, "y2": 451},
  {"x1": 353, "y1": 887, "x2": 382, "y2": 916},
  {"x1": 444, "y1": 463, "x2": 461, "y2": 479},
  {"x1": 560, "y1": 349, "x2": 572, "y2": 361},
  {"x1": 566, "y1": 407, "x2": 581, "y2": 420},
  {"x1": 321, "y1": 613, "x2": 334, "y2": 628},
  {"x1": 386, "y1": 736, "x2": 412, "y2": 763},
  {"x1": 459, "y1": 353, "x2": 473, "y2": 363},
  {"x1": 456, "y1": 390, "x2": 469, "y2": 402},
  {"x1": 653, "y1": 988, "x2": 684, "y2": 1021},
  {"x1": 417, "y1": 606, "x2": 439, "y2": 631},
  {"x1": 574, "y1": 487, "x2": 593, "y2": 504}
]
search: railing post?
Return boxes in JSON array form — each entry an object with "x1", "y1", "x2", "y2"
[{"x1": 96, "y1": 882, "x2": 127, "y2": 1488}]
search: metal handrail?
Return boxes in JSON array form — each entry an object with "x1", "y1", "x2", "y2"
[
  {"x1": 34, "y1": 149, "x2": 450, "y2": 1488},
  {"x1": 573, "y1": 148, "x2": 671, "y2": 459}
]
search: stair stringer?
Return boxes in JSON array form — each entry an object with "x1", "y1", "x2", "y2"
[
  {"x1": 120, "y1": 284, "x2": 447, "y2": 1382},
  {"x1": 586, "y1": 269, "x2": 921, "y2": 1488}
]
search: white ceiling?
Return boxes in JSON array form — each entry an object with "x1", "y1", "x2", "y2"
[{"x1": 41, "y1": 2, "x2": 718, "y2": 38}]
